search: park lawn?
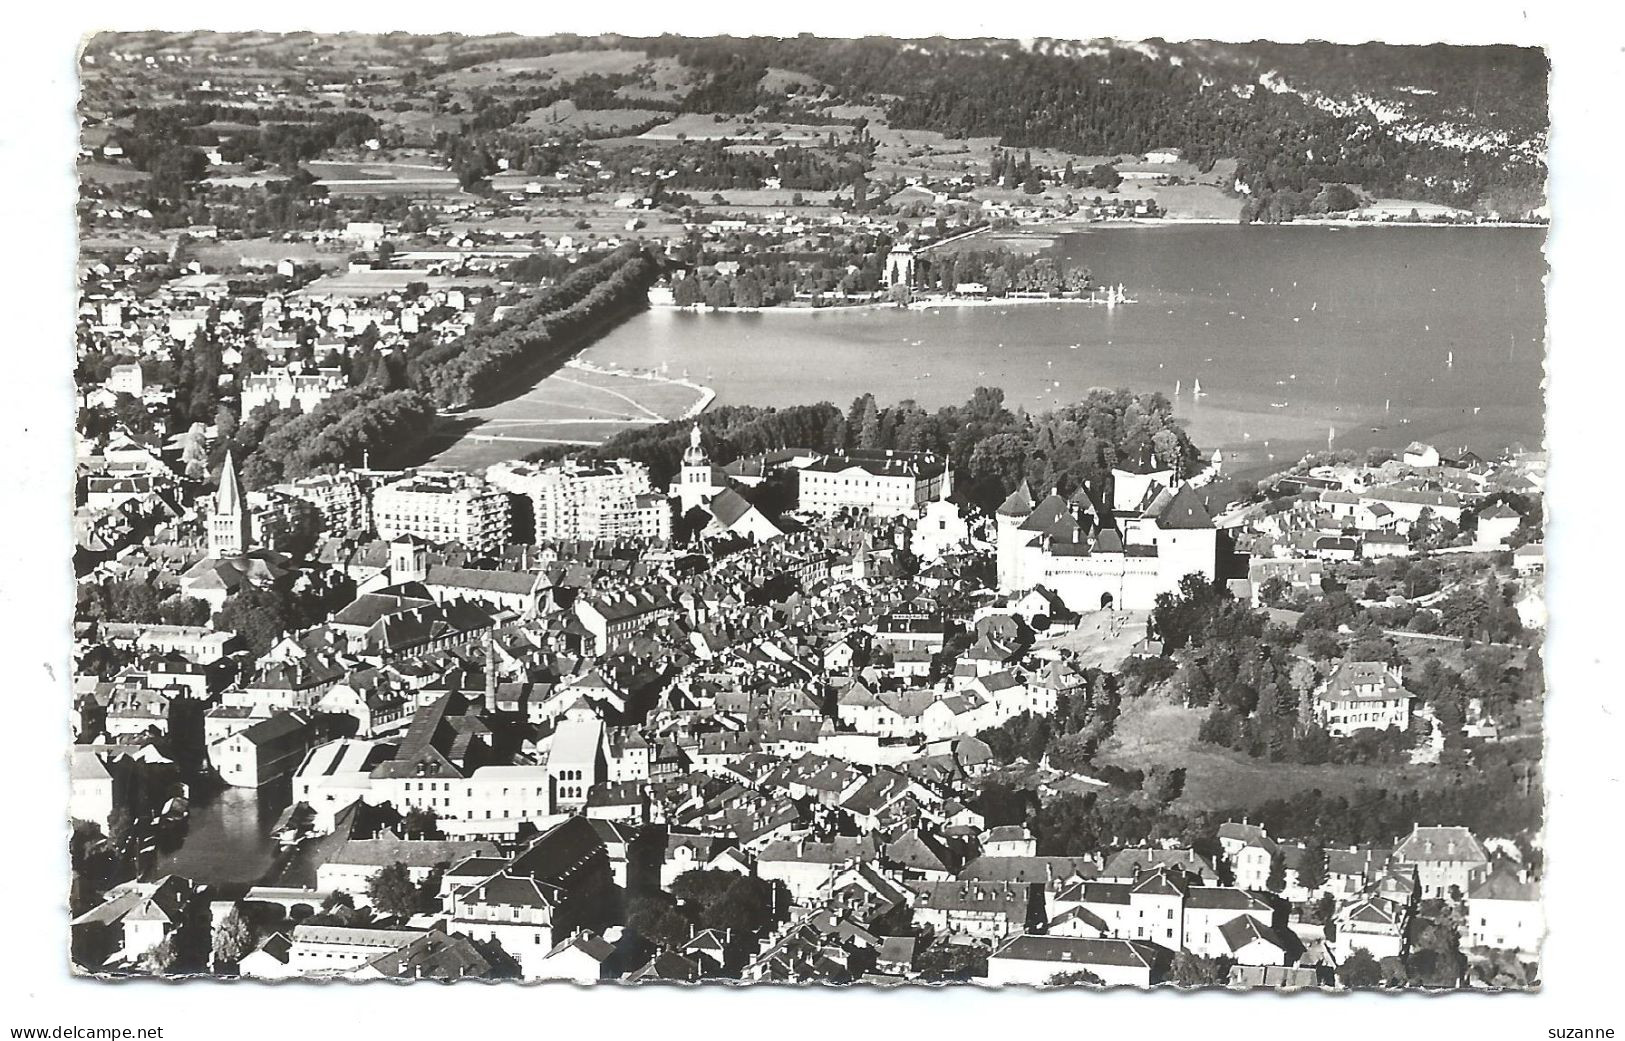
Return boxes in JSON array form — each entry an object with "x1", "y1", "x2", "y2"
[
  {"x1": 426, "y1": 364, "x2": 706, "y2": 471},
  {"x1": 1097, "y1": 691, "x2": 1432, "y2": 812}
]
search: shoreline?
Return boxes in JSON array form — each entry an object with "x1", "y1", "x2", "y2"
[
  {"x1": 652, "y1": 294, "x2": 1135, "y2": 317},
  {"x1": 563, "y1": 358, "x2": 716, "y2": 419},
  {"x1": 1034, "y1": 216, "x2": 1547, "y2": 231}
]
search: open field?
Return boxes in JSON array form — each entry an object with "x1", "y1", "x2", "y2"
[
  {"x1": 928, "y1": 230, "x2": 1056, "y2": 255},
  {"x1": 521, "y1": 103, "x2": 669, "y2": 135},
  {"x1": 1097, "y1": 692, "x2": 1432, "y2": 811},
  {"x1": 189, "y1": 237, "x2": 346, "y2": 271},
  {"x1": 303, "y1": 160, "x2": 462, "y2": 196},
  {"x1": 445, "y1": 206, "x2": 682, "y2": 241},
  {"x1": 441, "y1": 49, "x2": 693, "y2": 99},
  {"x1": 1136, "y1": 182, "x2": 1245, "y2": 220},
  {"x1": 638, "y1": 113, "x2": 838, "y2": 145},
  {"x1": 426, "y1": 362, "x2": 708, "y2": 471},
  {"x1": 1036, "y1": 610, "x2": 1151, "y2": 671},
  {"x1": 295, "y1": 269, "x2": 500, "y2": 297},
  {"x1": 761, "y1": 67, "x2": 825, "y2": 95},
  {"x1": 78, "y1": 160, "x2": 149, "y2": 186},
  {"x1": 703, "y1": 188, "x2": 840, "y2": 208},
  {"x1": 1359, "y1": 197, "x2": 1475, "y2": 220}
]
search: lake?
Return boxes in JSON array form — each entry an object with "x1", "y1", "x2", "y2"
[{"x1": 581, "y1": 225, "x2": 1546, "y2": 480}]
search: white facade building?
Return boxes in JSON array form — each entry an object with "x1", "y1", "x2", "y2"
[
  {"x1": 487, "y1": 459, "x2": 670, "y2": 543},
  {"x1": 799, "y1": 452, "x2": 947, "y2": 517},
  {"x1": 372, "y1": 471, "x2": 512, "y2": 555}
]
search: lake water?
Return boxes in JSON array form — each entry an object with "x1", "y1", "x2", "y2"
[{"x1": 583, "y1": 225, "x2": 1546, "y2": 480}]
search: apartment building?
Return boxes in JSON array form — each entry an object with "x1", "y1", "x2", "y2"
[
  {"x1": 487, "y1": 459, "x2": 670, "y2": 543},
  {"x1": 373, "y1": 471, "x2": 512, "y2": 555}
]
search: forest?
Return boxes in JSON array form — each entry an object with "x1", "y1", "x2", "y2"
[{"x1": 626, "y1": 35, "x2": 1546, "y2": 214}]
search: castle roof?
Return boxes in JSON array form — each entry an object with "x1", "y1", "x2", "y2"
[
  {"x1": 1147, "y1": 483, "x2": 1214, "y2": 529},
  {"x1": 997, "y1": 481, "x2": 1034, "y2": 517}
]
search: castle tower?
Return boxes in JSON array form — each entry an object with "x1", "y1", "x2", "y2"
[
  {"x1": 884, "y1": 245, "x2": 916, "y2": 288},
  {"x1": 994, "y1": 480, "x2": 1035, "y2": 593},
  {"x1": 208, "y1": 450, "x2": 251, "y2": 558}
]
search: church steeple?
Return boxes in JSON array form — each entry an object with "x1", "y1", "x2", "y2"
[
  {"x1": 208, "y1": 449, "x2": 251, "y2": 557},
  {"x1": 682, "y1": 423, "x2": 707, "y2": 467},
  {"x1": 674, "y1": 424, "x2": 720, "y2": 514}
]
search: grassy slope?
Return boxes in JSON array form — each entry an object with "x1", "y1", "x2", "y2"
[{"x1": 1097, "y1": 690, "x2": 1431, "y2": 812}]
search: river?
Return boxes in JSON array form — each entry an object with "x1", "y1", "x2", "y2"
[
  {"x1": 155, "y1": 785, "x2": 283, "y2": 886},
  {"x1": 580, "y1": 225, "x2": 1546, "y2": 480}
]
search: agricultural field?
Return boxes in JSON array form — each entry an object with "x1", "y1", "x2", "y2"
[
  {"x1": 760, "y1": 67, "x2": 825, "y2": 96},
  {"x1": 303, "y1": 160, "x2": 462, "y2": 196},
  {"x1": 637, "y1": 113, "x2": 837, "y2": 145},
  {"x1": 294, "y1": 268, "x2": 500, "y2": 298},
  {"x1": 439, "y1": 48, "x2": 692, "y2": 99},
  {"x1": 187, "y1": 237, "x2": 345, "y2": 271},
  {"x1": 520, "y1": 102, "x2": 669, "y2": 136},
  {"x1": 1096, "y1": 691, "x2": 1430, "y2": 811},
  {"x1": 691, "y1": 188, "x2": 842, "y2": 216},
  {"x1": 445, "y1": 206, "x2": 682, "y2": 242},
  {"x1": 78, "y1": 160, "x2": 149, "y2": 186}
]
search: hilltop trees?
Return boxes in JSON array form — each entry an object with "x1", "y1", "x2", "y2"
[
  {"x1": 236, "y1": 388, "x2": 436, "y2": 488},
  {"x1": 580, "y1": 384, "x2": 1199, "y2": 515}
]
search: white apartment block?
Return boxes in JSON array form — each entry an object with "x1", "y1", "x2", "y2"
[
  {"x1": 373, "y1": 471, "x2": 512, "y2": 555},
  {"x1": 274, "y1": 471, "x2": 373, "y2": 534},
  {"x1": 487, "y1": 459, "x2": 670, "y2": 543}
]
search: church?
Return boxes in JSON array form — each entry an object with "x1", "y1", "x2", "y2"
[
  {"x1": 179, "y1": 450, "x2": 290, "y2": 611},
  {"x1": 669, "y1": 425, "x2": 781, "y2": 542},
  {"x1": 994, "y1": 463, "x2": 1219, "y2": 612}
]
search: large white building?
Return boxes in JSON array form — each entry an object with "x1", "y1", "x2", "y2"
[
  {"x1": 1311, "y1": 661, "x2": 1414, "y2": 737},
  {"x1": 273, "y1": 471, "x2": 373, "y2": 535},
  {"x1": 240, "y1": 365, "x2": 348, "y2": 416},
  {"x1": 487, "y1": 459, "x2": 670, "y2": 543},
  {"x1": 994, "y1": 467, "x2": 1219, "y2": 612},
  {"x1": 910, "y1": 470, "x2": 971, "y2": 562},
  {"x1": 1466, "y1": 868, "x2": 1542, "y2": 954},
  {"x1": 372, "y1": 471, "x2": 512, "y2": 555},
  {"x1": 798, "y1": 451, "x2": 947, "y2": 517}
]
